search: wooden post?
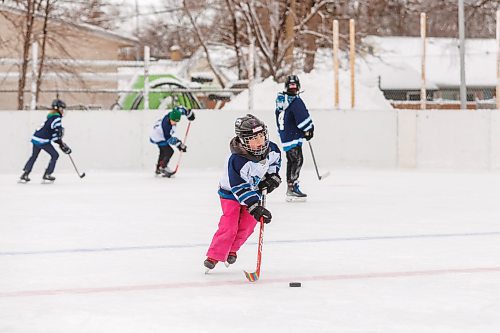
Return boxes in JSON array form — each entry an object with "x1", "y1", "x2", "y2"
[
  {"x1": 496, "y1": 9, "x2": 500, "y2": 110},
  {"x1": 285, "y1": 0, "x2": 296, "y2": 71},
  {"x1": 349, "y1": 19, "x2": 355, "y2": 109},
  {"x1": 333, "y1": 20, "x2": 339, "y2": 109},
  {"x1": 144, "y1": 46, "x2": 150, "y2": 111},
  {"x1": 458, "y1": 0, "x2": 467, "y2": 110},
  {"x1": 420, "y1": 13, "x2": 427, "y2": 110},
  {"x1": 248, "y1": 37, "x2": 255, "y2": 112},
  {"x1": 30, "y1": 42, "x2": 38, "y2": 110}
]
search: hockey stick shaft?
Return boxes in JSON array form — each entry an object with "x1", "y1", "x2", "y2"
[
  {"x1": 68, "y1": 154, "x2": 85, "y2": 178},
  {"x1": 173, "y1": 121, "x2": 192, "y2": 174},
  {"x1": 244, "y1": 192, "x2": 266, "y2": 282},
  {"x1": 308, "y1": 141, "x2": 321, "y2": 180},
  {"x1": 308, "y1": 141, "x2": 329, "y2": 180}
]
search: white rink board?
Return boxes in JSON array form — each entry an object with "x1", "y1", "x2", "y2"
[{"x1": 1, "y1": 109, "x2": 500, "y2": 173}]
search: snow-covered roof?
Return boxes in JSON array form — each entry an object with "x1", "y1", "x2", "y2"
[
  {"x1": 0, "y1": 4, "x2": 138, "y2": 45},
  {"x1": 364, "y1": 36, "x2": 496, "y2": 89},
  {"x1": 378, "y1": 66, "x2": 439, "y2": 90}
]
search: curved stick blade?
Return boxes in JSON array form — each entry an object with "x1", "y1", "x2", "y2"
[{"x1": 244, "y1": 270, "x2": 259, "y2": 282}]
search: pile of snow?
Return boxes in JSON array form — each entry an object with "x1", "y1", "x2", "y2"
[
  {"x1": 222, "y1": 69, "x2": 393, "y2": 111},
  {"x1": 362, "y1": 36, "x2": 497, "y2": 88}
]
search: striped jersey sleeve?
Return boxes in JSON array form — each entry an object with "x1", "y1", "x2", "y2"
[
  {"x1": 292, "y1": 98, "x2": 313, "y2": 132},
  {"x1": 227, "y1": 155, "x2": 261, "y2": 207}
]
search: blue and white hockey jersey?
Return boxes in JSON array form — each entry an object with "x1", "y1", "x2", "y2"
[
  {"x1": 31, "y1": 113, "x2": 64, "y2": 146},
  {"x1": 218, "y1": 139, "x2": 281, "y2": 207},
  {"x1": 275, "y1": 93, "x2": 314, "y2": 151},
  {"x1": 149, "y1": 111, "x2": 180, "y2": 147}
]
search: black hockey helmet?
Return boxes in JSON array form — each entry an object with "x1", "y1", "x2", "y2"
[
  {"x1": 285, "y1": 74, "x2": 300, "y2": 95},
  {"x1": 234, "y1": 114, "x2": 269, "y2": 156},
  {"x1": 51, "y1": 99, "x2": 66, "y2": 111}
]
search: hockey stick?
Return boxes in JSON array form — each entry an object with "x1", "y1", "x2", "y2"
[
  {"x1": 308, "y1": 141, "x2": 330, "y2": 180},
  {"x1": 244, "y1": 192, "x2": 266, "y2": 282},
  {"x1": 164, "y1": 122, "x2": 191, "y2": 177},
  {"x1": 68, "y1": 154, "x2": 86, "y2": 178}
]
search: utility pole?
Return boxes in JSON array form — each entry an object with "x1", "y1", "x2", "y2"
[
  {"x1": 285, "y1": 0, "x2": 295, "y2": 72},
  {"x1": 135, "y1": 0, "x2": 141, "y2": 60},
  {"x1": 458, "y1": 0, "x2": 467, "y2": 109}
]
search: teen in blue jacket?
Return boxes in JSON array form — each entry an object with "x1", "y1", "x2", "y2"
[
  {"x1": 20, "y1": 99, "x2": 72, "y2": 182},
  {"x1": 275, "y1": 75, "x2": 314, "y2": 200}
]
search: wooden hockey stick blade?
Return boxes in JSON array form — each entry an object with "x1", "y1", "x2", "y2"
[{"x1": 243, "y1": 270, "x2": 259, "y2": 282}]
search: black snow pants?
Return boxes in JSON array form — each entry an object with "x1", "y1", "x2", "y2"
[
  {"x1": 157, "y1": 144, "x2": 174, "y2": 170},
  {"x1": 285, "y1": 145, "x2": 303, "y2": 186}
]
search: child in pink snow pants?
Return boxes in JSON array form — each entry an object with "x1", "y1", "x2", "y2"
[
  {"x1": 206, "y1": 198, "x2": 259, "y2": 261},
  {"x1": 204, "y1": 114, "x2": 282, "y2": 271}
]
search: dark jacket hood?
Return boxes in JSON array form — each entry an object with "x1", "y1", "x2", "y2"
[{"x1": 229, "y1": 136, "x2": 268, "y2": 162}]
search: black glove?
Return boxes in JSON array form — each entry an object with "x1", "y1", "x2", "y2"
[
  {"x1": 303, "y1": 129, "x2": 314, "y2": 141},
  {"x1": 177, "y1": 142, "x2": 187, "y2": 152},
  {"x1": 258, "y1": 173, "x2": 281, "y2": 194},
  {"x1": 186, "y1": 110, "x2": 195, "y2": 121},
  {"x1": 248, "y1": 203, "x2": 272, "y2": 224},
  {"x1": 59, "y1": 142, "x2": 72, "y2": 154}
]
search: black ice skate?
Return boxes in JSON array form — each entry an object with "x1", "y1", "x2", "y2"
[
  {"x1": 42, "y1": 171, "x2": 56, "y2": 183},
  {"x1": 286, "y1": 182, "x2": 307, "y2": 202},
  {"x1": 224, "y1": 252, "x2": 237, "y2": 267},
  {"x1": 19, "y1": 171, "x2": 30, "y2": 183},
  {"x1": 204, "y1": 258, "x2": 218, "y2": 273},
  {"x1": 161, "y1": 167, "x2": 175, "y2": 178}
]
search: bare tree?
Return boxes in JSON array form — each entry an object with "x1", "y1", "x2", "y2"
[
  {"x1": 183, "y1": 0, "x2": 227, "y2": 87},
  {"x1": 17, "y1": 0, "x2": 38, "y2": 110},
  {"x1": 224, "y1": 0, "x2": 245, "y2": 79},
  {"x1": 119, "y1": 0, "x2": 500, "y2": 86},
  {"x1": 35, "y1": 0, "x2": 51, "y2": 103}
]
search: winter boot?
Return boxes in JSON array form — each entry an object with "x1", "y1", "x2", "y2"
[
  {"x1": 204, "y1": 257, "x2": 218, "y2": 270},
  {"x1": 226, "y1": 252, "x2": 237, "y2": 265},
  {"x1": 19, "y1": 171, "x2": 30, "y2": 182},
  {"x1": 42, "y1": 171, "x2": 56, "y2": 182}
]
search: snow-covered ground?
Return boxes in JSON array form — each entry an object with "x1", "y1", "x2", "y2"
[{"x1": 1, "y1": 169, "x2": 500, "y2": 332}]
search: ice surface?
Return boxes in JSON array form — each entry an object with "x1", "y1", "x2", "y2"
[{"x1": 1, "y1": 169, "x2": 500, "y2": 332}]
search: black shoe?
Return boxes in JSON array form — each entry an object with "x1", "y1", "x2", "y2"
[
  {"x1": 43, "y1": 172, "x2": 56, "y2": 181},
  {"x1": 286, "y1": 183, "x2": 307, "y2": 197},
  {"x1": 226, "y1": 252, "x2": 237, "y2": 265},
  {"x1": 20, "y1": 172, "x2": 30, "y2": 182},
  {"x1": 204, "y1": 258, "x2": 218, "y2": 270},
  {"x1": 161, "y1": 167, "x2": 175, "y2": 178}
]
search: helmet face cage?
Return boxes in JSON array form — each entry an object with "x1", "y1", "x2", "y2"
[
  {"x1": 285, "y1": 75, "x2": 300, "y2": 95},
  {"x1": 235, "y1": 115, "x2": 270, "y2": 156},
  {"x1": 239, "y1": 127, "x2": 269, "y2": 156}
]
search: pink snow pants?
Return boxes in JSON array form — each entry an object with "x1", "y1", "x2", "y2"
[{"x1": 206, "y1": 198, "x2": 258, "y2": 262}]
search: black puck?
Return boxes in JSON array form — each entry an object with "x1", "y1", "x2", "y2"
[{"x1": 289, "y1": 282, "x2": 301, "y2": 287}]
